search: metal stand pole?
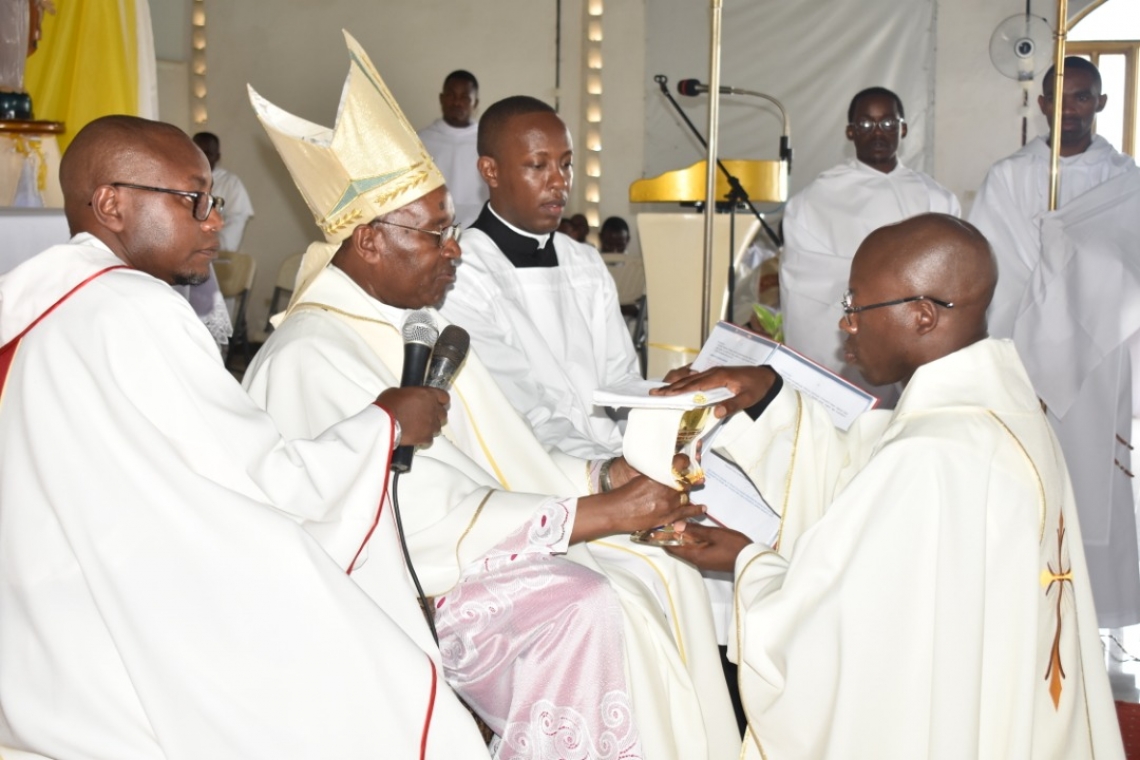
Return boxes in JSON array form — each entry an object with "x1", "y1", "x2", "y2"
[{"x1": 701, "y1": 0, "x2": 724, "y2": 342}]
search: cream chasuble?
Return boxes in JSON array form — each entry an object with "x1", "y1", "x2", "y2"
[
  {"x1": 713, "y1": 339, "x2": 1122, "y2": 760},
  {"x1": 0, "y1": 237, "x2": 489, "y2": 759},
  {"x1": 244, "y1": 264, "x2": 741, "y2": 760},
  {"x1": 780, "y1": 158, "x2": 960, "y2": 399},
  {"x1": 1014, "y1": 168, "x2": 1140, "y2": 628}
]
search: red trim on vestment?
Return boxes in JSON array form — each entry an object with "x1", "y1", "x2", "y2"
[
  {"x1": 345, "y1": 408, "x2": 436, "y2": 756},
  {"x1": 346, "y1": 407, "x2": 396, "y2": 574},
  {"x1": 0, "y1": 265, "x2": 128, "y2": 400},
  {"x1": 420, "y1": 655, "x2": 438, "y2": 760}
]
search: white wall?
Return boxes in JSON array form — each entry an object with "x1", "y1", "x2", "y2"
[
  {"x1": 156, "y1": 60, "x2": 190, "y2": 133},
  {"x1": 933, "y1": 0, "x2": 1057, "y2": 212},
  {"x1": 594, "y1": 0, "x2": 647, "y2": 248}
]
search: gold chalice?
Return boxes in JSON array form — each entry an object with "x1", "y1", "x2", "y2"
[{"x1": 630, "y1": 405, "x2": 712, "y2": 546}]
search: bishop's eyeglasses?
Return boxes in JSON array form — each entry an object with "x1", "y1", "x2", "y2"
[
  {"x1": 848, "y1": 117, "x2": 905, "y2": 135},
  {"x1": 841, "y1": 289, "x2": 954, "y2": 326},
  {"x1": 109, "y1": 183, "x2": 225, "y2": 222},
  {"x1": 370, "y1": 219, "x2": 463, "y2": 249}
]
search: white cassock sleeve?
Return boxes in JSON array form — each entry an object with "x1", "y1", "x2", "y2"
[{"x1": 714, "y1": 383, "x2": 893, "y2": 556}]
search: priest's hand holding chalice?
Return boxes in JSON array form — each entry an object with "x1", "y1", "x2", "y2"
[
  {"x1": 593, "y1": 374, "x2": 735, "y2": 547},
  {"x1": 648, "y1": 364, "x2": 781, "y2": 563}
]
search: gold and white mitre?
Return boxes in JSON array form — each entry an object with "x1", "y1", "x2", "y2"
[{"x1": 248, "y1": 30, "x2": 445, "y2": 314}]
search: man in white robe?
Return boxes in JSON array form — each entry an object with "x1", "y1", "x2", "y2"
[
  {"x1": 438, "y1": 95, "x2": 641, "y2": 460},
  {"x1": 244, "y1": 36, "x2": 739, "y2": 760},
  {"x1": 780, "y1": 87, "x2": 960, "y2": 402},
  {"x1": 660, "y1": 214, "x2": 1124, "y2": 759},
  {"x1": 969, "y1": 57, "x2": 1136, "y2": 339},
  {"x1": 971, "y1": 57, "x2": 1140, "y2": 628},
  {"x1": 417, "y1": 70, "x2": 488, "y2": 229},
  {"x1": 1013, "y1": 168, "x2": 1140, "y2": 629},
  {"x1": 0, "y1": 115, "x2": 490, "y2": 759}
]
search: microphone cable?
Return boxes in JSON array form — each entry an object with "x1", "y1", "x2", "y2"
[{"x1": 391, "y1": 472, "x2": 440, "y2": 646}]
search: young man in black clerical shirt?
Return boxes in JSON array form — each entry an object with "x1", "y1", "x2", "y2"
[{"x1": 439, "y1": 95, "x2": 642, "y2": 462}]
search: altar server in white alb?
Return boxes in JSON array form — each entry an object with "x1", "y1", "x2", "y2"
[
  {"x1": 972, "y1": 57, "x2": 1140, "y2": 629},
  {"x1": 970, "y1": 57, "x2": 1136, "y2": 339},
  {"x1": 780, "y1": 87, "x2": 960, "y2": 401},
  {"x1": 440, "y1": 95, "x2": 641, "y2": 460},
  {"x1": 0, "y1": 115, "x2": 491, "y2": 759},
  {"x1": 658, "y1": 214, "x2": 1123, "y2": 760},
  {"x1": 1013, "y1": 167, "x2": 1140, "y2": 630},
  {"x1": 417, "y1": 70, "x2": 488, "y2": 229},
  {"x1": 244, "y1": 33, "x2": 738, "y2": 760}
]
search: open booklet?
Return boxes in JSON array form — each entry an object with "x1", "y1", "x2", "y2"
[
  {"x1": 592, "y1": 379, "x2": 735, "y2": 410},
  {"x1": 691, "y1": 321, "x2": 877, "y2": 431},
  {"x1": 593, "y1": 322, "x2": 878, "y2": 544},
  {"x1": 690, "y1": 321, "x2": 879, "y2": 544}
]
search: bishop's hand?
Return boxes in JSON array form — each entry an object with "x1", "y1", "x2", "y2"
[
  {"x1": 573, "y1": 466, "x2": 705, "y2": 543},
  {"x1": 375, "y1": 386, "x2": 450, "y2": 446},
  {"x1": 603, "y1": 453, "x2": 693, "y2": 491}
]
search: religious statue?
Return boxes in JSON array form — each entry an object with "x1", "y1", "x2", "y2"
[{"x1": 0, "y1": 0, "x2": 46, "y2": 120}]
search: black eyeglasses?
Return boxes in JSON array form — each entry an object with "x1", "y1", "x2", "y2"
[
  {"x1": 849, "y1": 117, "x2": 905, "y2": 135},
  {"x1": 841, "y1": 289, "x2": 954, "y2": 325},
  {"x1": 110, "y1": 182, "x2": 224, "y2": 221},
  {"x1": 371, "y1": 218, "x2": 462, "y2": 249}
]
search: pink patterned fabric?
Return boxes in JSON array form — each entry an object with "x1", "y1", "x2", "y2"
[{"x1": 436, "y1": 499, "x2": 643, "y2": 760}]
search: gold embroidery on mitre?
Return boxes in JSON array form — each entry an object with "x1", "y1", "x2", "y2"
[
  {"x1": 369, "y1": 167, "x2": 433, "y2": 209},
  {"x1": 249, "y1": 30, "x2": 445, "y2": 244},
  {"x1": 318, "y1": 208, "x2": 365, "y2": 238}
]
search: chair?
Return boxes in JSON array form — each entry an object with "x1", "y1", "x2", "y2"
[
  {"x1": 263, "y1": 252, "x2": 304, "y2": 334},
  {"x1": 213, "y1": 250, "x2": 257, "y2": 368},
  {"x1": 601, "y1": 253, "x2": 648, "y2": 377}
]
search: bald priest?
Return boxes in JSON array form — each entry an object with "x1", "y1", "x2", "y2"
[
  {"x1": 0, "y1": 115, "x2": 489, "y2": 757},
  {"x1": 660, "y1": 214, "x2": 1122, "y2": 760}
]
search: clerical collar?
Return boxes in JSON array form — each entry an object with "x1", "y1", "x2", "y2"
[{"x1": 470, "y1": 203, "x2": 559, "y2": 268}]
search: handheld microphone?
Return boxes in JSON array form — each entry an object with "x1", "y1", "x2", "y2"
[
  {"x1": 425, "y1": 325, "x2": 470, "y2": 392},
  {"x1": 391, "y1": 310, "x2": 438, "y2": 473}
]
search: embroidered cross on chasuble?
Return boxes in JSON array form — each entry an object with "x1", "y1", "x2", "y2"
[{"x1": 1042, "y1": 514, "x2": 1075, "y2": 709}]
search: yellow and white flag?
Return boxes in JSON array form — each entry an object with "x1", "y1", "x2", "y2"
[{"x1": 24, "y1": 0, "x2": 156, "y2": 151}]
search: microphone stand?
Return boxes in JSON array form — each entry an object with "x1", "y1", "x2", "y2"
[{"x1": 654, "y1": 74, "x2": 782, "y2": 323}]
